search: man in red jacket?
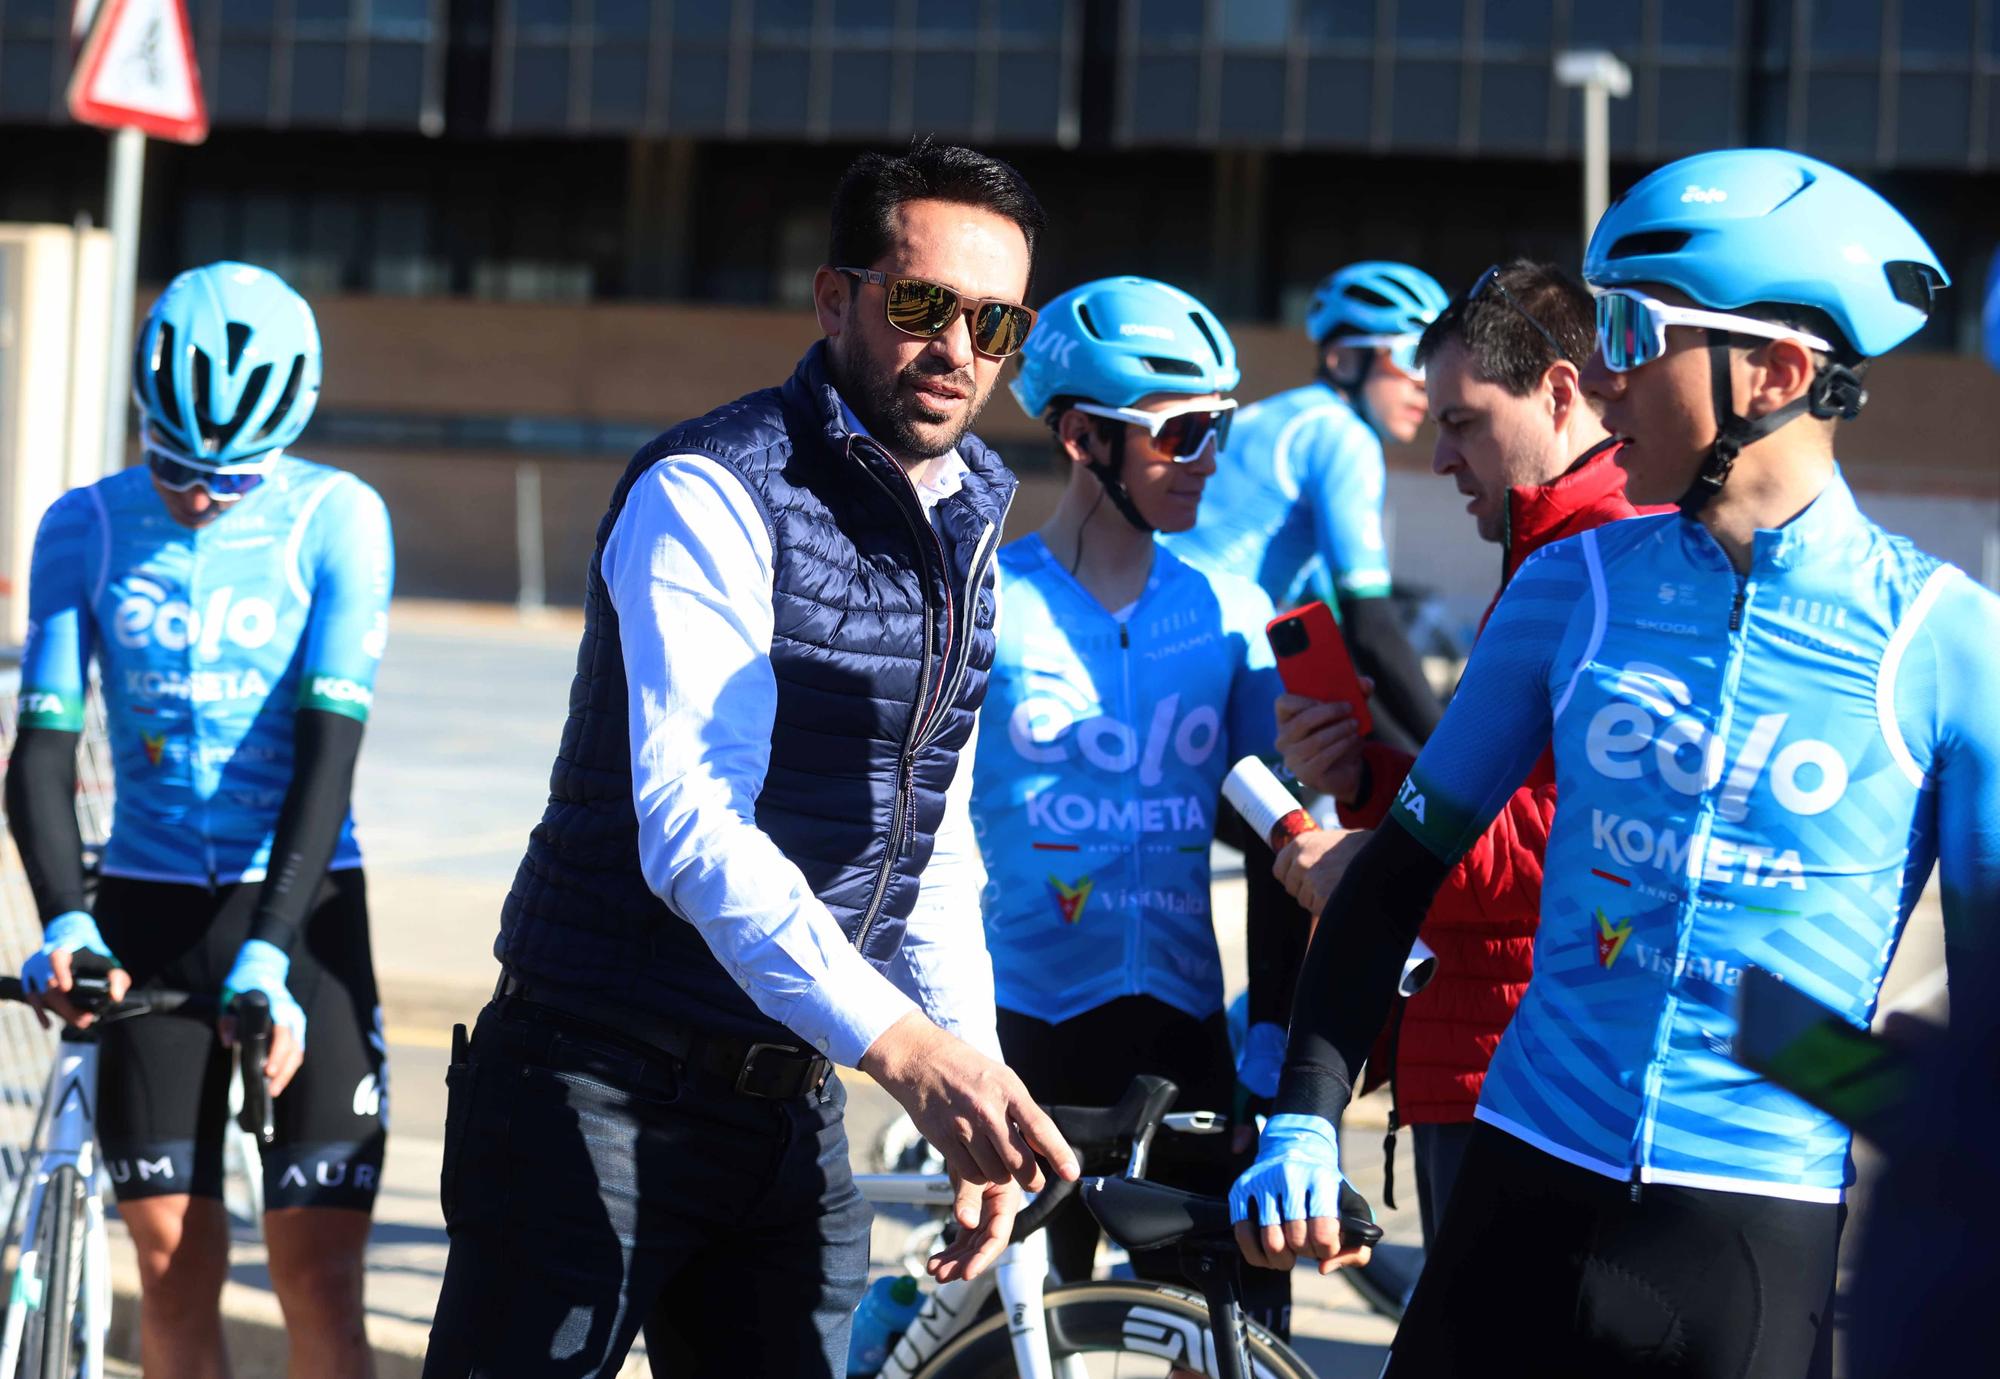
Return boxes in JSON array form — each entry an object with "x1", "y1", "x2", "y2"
[{"x1": 1272, "y1": 261, "x2": 1657, "y2": 1247}]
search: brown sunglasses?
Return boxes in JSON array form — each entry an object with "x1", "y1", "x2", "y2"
[{"x1": 834, "y1": 268, "x2": 1038, "y2": 358}]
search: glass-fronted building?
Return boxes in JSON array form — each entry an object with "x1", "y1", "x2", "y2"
[{"x1": 1, "y1": 0, "x2": 1993, "y2": 345}]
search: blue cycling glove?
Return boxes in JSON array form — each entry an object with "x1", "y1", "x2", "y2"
[
  {"x1": 1236, "y1": 1021, "x2": 1288, "y2": 1101},
  {"x1": 1228, "y1": 1113, "x2": 1344, "y2": 1228},
  {"x1": 21, "y1": 911, "x2": 118, "y2": 994},
  {"x1": 221, "y1": 939, "x2": 307, "y2": 1051}
]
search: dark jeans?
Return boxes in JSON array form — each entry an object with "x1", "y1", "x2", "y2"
[
  {"x1": 422, "y1": 998, "x2": 871, "y2": 1378},
  {"x1": 1411, "y1": 1120, "x2": 1477, "y2": 1250}
]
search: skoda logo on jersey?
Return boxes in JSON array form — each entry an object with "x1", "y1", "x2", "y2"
[
  {"x1": 1585, "y1": 662, "x2": 1848, "y2": 822},
  {"x1": 1008, "y1": 692, "x2": 1222, "y2": 787},
  {"x1": 114, "y1": 580, "x2": 279, "y2": 660}
]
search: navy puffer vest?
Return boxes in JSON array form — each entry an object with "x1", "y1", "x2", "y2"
[{"x1": 497, "y1": 343, "x2": 1015, "y2": 1046}]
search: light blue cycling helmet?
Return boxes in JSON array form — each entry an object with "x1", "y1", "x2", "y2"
[
  {"x1": 1304, "y1": 261, "x2": 1450, "y2": 347},
  {"x1": 1584, "y1": 149, "x2": 1946, "y2": 359},
  {"x1": 1011, "y1": 276, "x2": 1239, "y2": 419},
  {"x1": 133, "y1": 262, "x2": 322, "y2": 470}
]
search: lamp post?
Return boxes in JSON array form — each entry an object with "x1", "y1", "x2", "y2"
[{"x1": 1555, "y1": 50, "x2": 1634, "y2": 252}]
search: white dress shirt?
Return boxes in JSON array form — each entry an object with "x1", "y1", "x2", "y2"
[{"x1": 598, "y1": 430, "x2": 1001, "y2": 1068}]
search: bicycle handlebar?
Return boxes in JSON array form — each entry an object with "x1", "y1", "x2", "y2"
[
  {"x1": 0, "y1": 952, "x2": 275, "y2": 1142},
  {"x1": 0, "y1": 952, "x2": 214, "y2": 1021},
  {"x1": 232, "y1": 992, "x2": 276, "y2": 1145}
]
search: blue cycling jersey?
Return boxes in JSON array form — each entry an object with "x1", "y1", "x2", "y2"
[
  {"x1": 17, "y1": 458, "x2": 394, "y2": 886},
  {"x1": 1164, "y1": 380, "x2": 1393, "y2": 609},
  {"x1": 971, "y1": 536, "x2": 1282, "y2": 1024},
  {"x1": 1392, "y1": 473, "x2": 2000, "y2": 1201}
]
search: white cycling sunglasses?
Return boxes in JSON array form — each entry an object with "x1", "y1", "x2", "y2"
[
  {"x1": 1334, "y1": 333, "x2": 1424, "y2": 379},
  {"x1": 1069, "y1": 397, "x2": 1238, "y2": 463},
  {"x1": 1595, "y1": 289, "x2": 1834, "y2": 373}
]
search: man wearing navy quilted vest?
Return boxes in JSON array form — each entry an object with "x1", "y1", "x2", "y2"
[{"x1": 423, "y1": 143, "x2": 1078, "y2": 1378}]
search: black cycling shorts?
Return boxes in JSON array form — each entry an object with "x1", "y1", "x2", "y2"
[
  {"x1": 998, "y1": 995, "x2": 1292, "y2": 1338},
  {"x1": 93, "y1": 870, "x2": 386, "y2": 1212},
  {"x1": 1387, "y1": 1122, "x2": 1841, "y2": 1378}
]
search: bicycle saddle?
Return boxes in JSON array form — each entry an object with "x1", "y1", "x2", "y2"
[
  {"x1": 1082, "y1": 1175, "x2": 1384, "y2": 1253},
  {"x1": 1043, "y1": 1074, "x2": 1179, "y2": 1163}
]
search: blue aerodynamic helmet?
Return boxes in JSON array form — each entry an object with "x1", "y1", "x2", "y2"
[
  {"x1": 1303, "y1": 261, "x2": 1450, "y2": 347},
  {"x1": 1584, "y1": 149, "x2": 1947, "y2": 360},
  {"x1": 133, "y1": 262, "x2": 323, "y2": 471},
  {"x1": 1011, "y1": 276, "x2": 1239, "y2": 420}
]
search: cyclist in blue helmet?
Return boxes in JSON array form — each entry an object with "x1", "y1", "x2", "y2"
[
  {"x1": 1232, "y1": 150, "x2": 1998, "y2": 1378},
  {"x1": 5, "y1": 262, "x2": 393, "y2": 1377},
  {"x1": 975, "y1": 277, "x2": 1300, "y2": 1342},
  {"x1": 1167, "y1": 260, "x2": 1451, "y2": 750}
]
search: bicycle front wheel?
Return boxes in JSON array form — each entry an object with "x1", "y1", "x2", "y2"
[
  {"x1": 18, "y1": 1165, "x2": 86, "y2": 1379},
  {"x1": 917, "y1": 1280, "x2": 1316, "y2": 1379}
]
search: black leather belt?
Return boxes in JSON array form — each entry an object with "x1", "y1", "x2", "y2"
[{"x1": 494, "y1": 972, "x2": 832, "y2": 1101}]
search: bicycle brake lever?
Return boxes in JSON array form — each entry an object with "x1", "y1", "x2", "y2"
[{"x1": 231, "y1": 993, "x2": 276, "y2": 1145}]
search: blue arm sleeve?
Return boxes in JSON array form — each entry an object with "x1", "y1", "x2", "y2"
[
  {"x1": 1908, "y1": 575, "x2": 2000, "y2": 968},
  {"x1": 1300, "y1": 416, "x2": 1393, "y2": 602},
  {"x1": 17, "y1": 492, "x2": 98, "y2": 731},
  {"x1": 295, "y1": 476, "x2": 394, "y2": 721},
  {"x1": 1387, "y1": 538, "x2": 1589, "y2": 864}
]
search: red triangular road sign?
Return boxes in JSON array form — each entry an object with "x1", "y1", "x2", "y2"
[{"x1": 67, "y1": 0, "x2": 208, "y2": 145}]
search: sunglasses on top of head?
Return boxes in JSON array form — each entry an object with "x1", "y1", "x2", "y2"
[
  {"x1": 1469, "y1": 264, "x2": 1574, "y2": 363},
  {"x1": 833, "y1": 268, "x2": 1038, "y2": 358},
  {"x1": 1069, "y1": 398, "x2": 1238, "y2": 462}
]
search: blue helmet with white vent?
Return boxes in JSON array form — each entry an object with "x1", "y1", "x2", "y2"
[
  {"x1": 133, "y1": 262, "x2": 323, "y2": 471},
  {"x1": 1304, "y1": 261, "x2": 1450, "y2": 347},
  {"x1": 1584, "y1": 149, "x2": 1946, "y2": 359},
  {"x1": 1011, "y1": 276, "x2": 1238, "y2": 420}
]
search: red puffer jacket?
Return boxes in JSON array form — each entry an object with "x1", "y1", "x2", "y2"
[{"x1": 1341, "y1": 443, "x2": 1649, "y2": 1125}]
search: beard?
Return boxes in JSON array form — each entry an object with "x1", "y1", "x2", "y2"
[{"x1": 833, "y1": 346, "x2": 985, "y2": 462}]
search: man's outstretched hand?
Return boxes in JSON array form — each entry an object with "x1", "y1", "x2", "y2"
[{"x1": 860, "y1": 1013, "x2": 1079, "y2": 1195}]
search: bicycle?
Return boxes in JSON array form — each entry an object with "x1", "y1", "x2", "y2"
[
  {"x1": 1083, "y1": 1175, "x2": 1384, "y2": 1379},
  {"x1": 0, "y1": 955, "x2": 273, "y2": 1379},
  {"x1": 853, "y1": 1074, "x2": 1382, "y2": 1378}
]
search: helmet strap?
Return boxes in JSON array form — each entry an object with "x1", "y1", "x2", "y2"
[
  {"x1": 1083, "y1": 426, "x2": 1154, "y2": 534},
  {"x1": 1677, "y1": 331, "x2": 1821, "y2": 518}
]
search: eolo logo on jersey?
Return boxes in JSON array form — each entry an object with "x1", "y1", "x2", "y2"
[{"x1": 114, "y1": 581, "x2": 279, "y2": 660}]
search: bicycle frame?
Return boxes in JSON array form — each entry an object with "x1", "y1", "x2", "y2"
[
  {"x1": 0, "y1": 1033, "x2": 111, "y2": 1379},
  {"x1": 855, "y1": 1173, "x2": 1088, "y2": 1379}
]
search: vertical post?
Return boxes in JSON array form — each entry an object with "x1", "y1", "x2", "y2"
[
  {"x1": 1582, "y1": 82, "x2": 1610, "y2": 250},
  {"x1": 1556, "y1": 51, "x2": 1631, "y2": 257},
  {"x1": 101, "y1": 127, "x2": 145, "y2": 478},
  {"x1": 515, "y1": 460, "x2": 547, "y2": 613}
]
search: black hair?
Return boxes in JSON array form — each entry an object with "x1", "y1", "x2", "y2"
[
  {"x1": 1416, "y1": 260, "x2": 1595, "y2": 396},
  {"x1": 828, "y1": 139, "x2": 1047, "y2": 278},
  {"x1": 1041, "y1": 395, "x2": 1120, "y2": 447}
]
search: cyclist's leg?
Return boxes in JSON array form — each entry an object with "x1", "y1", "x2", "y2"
[
  {"x1": 1385, "y1": 1123, "x2": 1597, "y2": 1377},
  {"x1": 260, "y1": 869, "x2": 384, "y2": 1379},
  {"x1": 1122, "y1": 1007, "x2": 1293, "y2": 1339},
  {"x1": 639, "y1": 1074, "x2": 871, "y2": 1377},
  {"x1": 421, "y1": 1000, "x2": 708, "y2": 1377},
  {"x1": 1411, "y1": 1119, "x2": 1477, "y2": 1249},
  {"x1": 93, "y1": 876, "x2": 239, "y2": 1379}
]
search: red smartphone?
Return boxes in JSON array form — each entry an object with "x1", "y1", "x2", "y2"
[{"x1": 1266, "y1": 601, "x2": 1373, "y2": 736}]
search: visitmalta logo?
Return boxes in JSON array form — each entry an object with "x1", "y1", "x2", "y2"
[
  {"x1": 1595, "y1": 908, "x2": 1632, "y2": 970},
  {"x1": 141, "y1": 732, "x2": 167, "y2": 767},
  {"x1": 1049, "y1": 875, "x2": 1094, "y2": 925}
]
